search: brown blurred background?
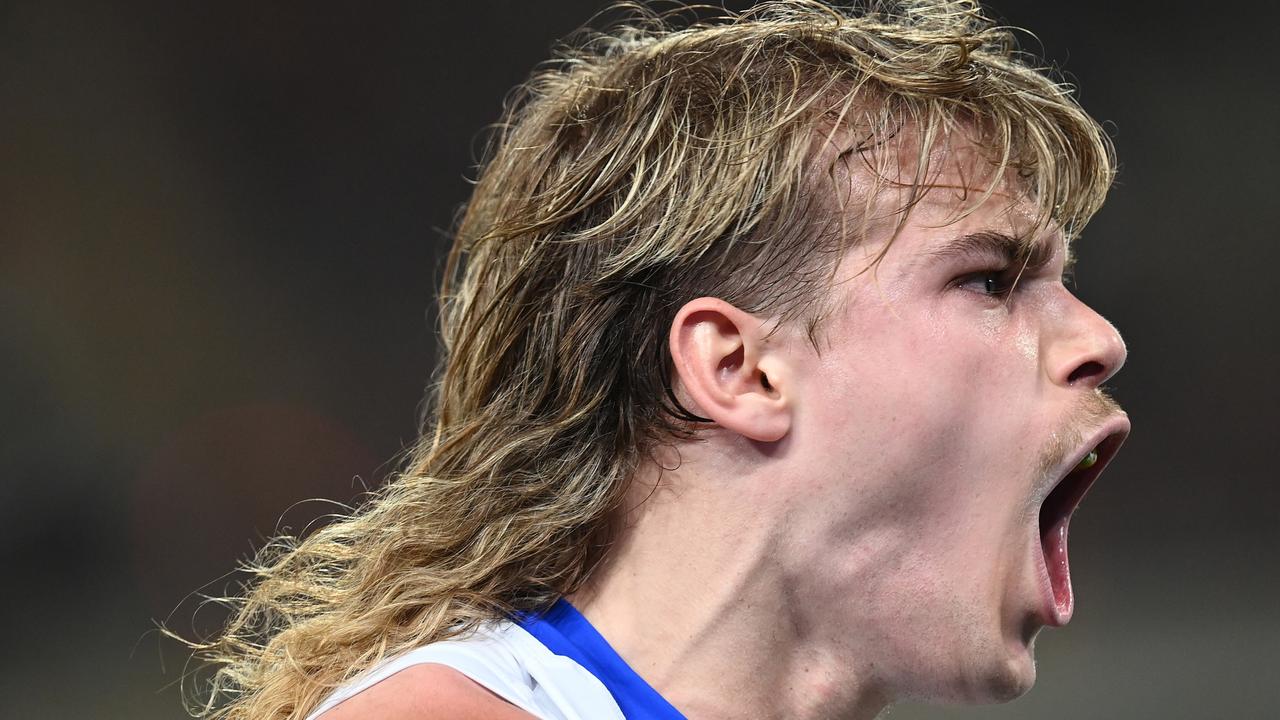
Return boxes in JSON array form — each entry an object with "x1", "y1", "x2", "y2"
[{"x1": 2, "y1": 1, "x2": 1277, "y2": 718}]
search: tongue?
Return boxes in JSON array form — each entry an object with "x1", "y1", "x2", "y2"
[{"x1": 1042, "y1": 518, "x2": 1073, "y2": 615}]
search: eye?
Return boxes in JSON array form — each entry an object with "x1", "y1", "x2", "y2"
[{"x1": 956, "y1": 268, "x2": 1017, "y2": 298}]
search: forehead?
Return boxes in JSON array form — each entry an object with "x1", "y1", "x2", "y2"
[{"x1": 814, "y1": 126, "x2": 1067, "y2": 271}]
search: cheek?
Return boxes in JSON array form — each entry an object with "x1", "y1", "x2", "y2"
[
  {"x1": 812, "y1": 318, "x2": 986, "y2": 468},
  {"x1": 801, "y1": 337, "x2": 979, "y2": 539},
  {"x1": 802, "y1": 313, "x2": 1036, "y2": 554}
]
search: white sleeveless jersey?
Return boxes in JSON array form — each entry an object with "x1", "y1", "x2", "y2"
[{"x1": 305, "y1": 620, "x2": 625, "y2": 720}]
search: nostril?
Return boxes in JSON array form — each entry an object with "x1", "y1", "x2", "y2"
[{"x1": 1067, "y1": 360, "x2": 1106, "y2": 386}]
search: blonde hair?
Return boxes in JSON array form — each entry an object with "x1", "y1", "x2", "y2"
[{"x1": 186, "y1": 1, "x2": 1115, "y2": 717}]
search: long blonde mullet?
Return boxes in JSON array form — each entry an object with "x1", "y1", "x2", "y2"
[{"x1": 185, "y1": 2, "x2": 1115, "y2": 717}]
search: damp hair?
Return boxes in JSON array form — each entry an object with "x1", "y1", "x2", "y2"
[{"x1": 181, "y1": 2, "x2": 1115, "y2": 717}]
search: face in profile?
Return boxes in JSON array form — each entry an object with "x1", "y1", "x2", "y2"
[{"x1": 773, "y1": 170, "x2": 1130, "y2": 704}]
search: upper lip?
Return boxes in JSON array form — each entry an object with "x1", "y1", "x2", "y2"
[
  {"x1": 1040, "y1": 414, "x2": 1132, "y2": 507},
  {"x1": 1034, "y1": 412, "x2": 1130, "y2": 626}
]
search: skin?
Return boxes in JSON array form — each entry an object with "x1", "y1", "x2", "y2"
[
  {"x1": 321, "y1": 154, "x2": 1130, "y2": 719},
  {"x1": 568, "y1": 178, "x2": 1130, "y2": 717}
]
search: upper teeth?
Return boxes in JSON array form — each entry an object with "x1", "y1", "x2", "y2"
[{"x1": 1075, "y1": 449, "x2": 1098, "y2": 472}]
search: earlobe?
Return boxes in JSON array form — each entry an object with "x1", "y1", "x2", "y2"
[{"x1": 669, "y1": 297, "x2": 792, "y2": 442}]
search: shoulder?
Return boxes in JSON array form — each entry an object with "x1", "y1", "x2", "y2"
[{"x1": 314, "y1": 662, "x2": 537, "y2": 720}]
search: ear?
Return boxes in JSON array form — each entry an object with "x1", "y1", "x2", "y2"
[{"x1": 669, "y1": 297, "x2": 792, "y2": 442}]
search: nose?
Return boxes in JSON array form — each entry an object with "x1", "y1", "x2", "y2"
[{"x1": 1045, "y1": 293, "x2": 1128, "y2": 389}]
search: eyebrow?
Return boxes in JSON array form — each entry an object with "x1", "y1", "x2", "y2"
[{"x1": 927, "y1": 230, "x2": 1065, "y2": 275}]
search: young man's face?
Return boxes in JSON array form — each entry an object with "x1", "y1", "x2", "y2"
[{"x1": 776, "y1": 182, "x2": 1129, "y2": 704}]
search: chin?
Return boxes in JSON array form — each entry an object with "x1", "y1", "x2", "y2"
[
  {"x1": 902, "y1": 642, "x2": 1038, "y2": 706},
  {"x1": 974, "y1": 650, "x2": 1037, "y2": 703},
  {"x1": 958, "y1": 607, "x2": 1042, "y2": 703},
  {"x1": 939, "y1": 638, "x2": 1039, "y2": 705}
]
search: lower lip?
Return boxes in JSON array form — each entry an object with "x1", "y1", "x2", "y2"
[{"x1": 1037, "y1": 521, "x2": 1073, "y2": 626}]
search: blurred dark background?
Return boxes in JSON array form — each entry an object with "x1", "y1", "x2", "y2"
[{"x1": 2, "y1": 1, "x2": 1277, "y2": 717}]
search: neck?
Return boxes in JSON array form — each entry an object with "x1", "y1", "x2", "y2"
[{"x1": 567, "y1": 456, "x2": 888, "y2": 720}]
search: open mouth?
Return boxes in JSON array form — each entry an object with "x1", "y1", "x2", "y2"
[{"x1": 1038, "y1": 430, "x2": 1127, "y2": 621}]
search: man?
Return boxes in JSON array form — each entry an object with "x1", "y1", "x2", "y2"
[{"x1": 193, "y1": 1, "x2": 1130, "y2": 718}]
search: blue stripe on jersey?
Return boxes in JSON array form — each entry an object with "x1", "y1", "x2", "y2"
[{"x1": 517, "y1": 599, "x2": 686, "y2": 719}]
